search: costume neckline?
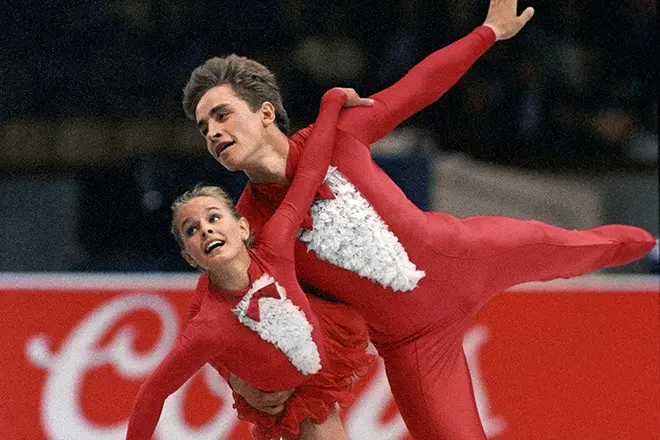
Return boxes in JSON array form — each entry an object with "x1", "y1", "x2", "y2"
[{"x1": 204, "y1": 257, "x2": 259, "y2": 298}]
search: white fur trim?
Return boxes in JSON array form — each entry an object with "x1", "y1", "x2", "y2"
[
  {"x1": 299, "y1": 167, "x2": 425, "y2": 291},
  {"x1": 232, "y1": 274, "x2": 321, "y2": 375}
]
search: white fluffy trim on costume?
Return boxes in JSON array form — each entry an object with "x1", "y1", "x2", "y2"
[
  {"x1": 232, "y1": 273, "x2": 321, "y2": 375},
  {"x1": 298, "y1": 166, "x2": 425, "y2": 292}
]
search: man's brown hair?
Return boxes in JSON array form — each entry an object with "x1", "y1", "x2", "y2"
[{"x1": 182, "y1": 54, "x2": 290, "y2": 134}]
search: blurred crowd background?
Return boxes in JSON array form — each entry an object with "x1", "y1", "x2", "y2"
[{"x1": 1, "y1": 0, "x2": 657, "y2": 273}]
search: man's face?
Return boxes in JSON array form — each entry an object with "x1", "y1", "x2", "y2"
[{"x1": 195, "y1": 85, "x2": 266, "y2": 171}]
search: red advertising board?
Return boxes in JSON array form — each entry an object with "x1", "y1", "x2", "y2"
[{"x1": 1, "y1": 274, "x2": 658, "y2": 439}]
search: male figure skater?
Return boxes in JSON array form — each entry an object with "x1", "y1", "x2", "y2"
[{"x1": 182, "y1": 1, "x2": 655, "y2": 437}]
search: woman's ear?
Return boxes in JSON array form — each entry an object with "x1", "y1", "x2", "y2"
[
  {"x1": 239, "y1": 217, "x2": 250, "y2": 242},
  {"x1": 181, "y1": 249, "x2": 200, "y2": 270},
  {"x1": 260, "y1": 102, "x2": 276, "y2": 126}
]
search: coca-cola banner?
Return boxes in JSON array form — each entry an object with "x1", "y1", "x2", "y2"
[{"x1": 2, "y1": 274, "x2": 658, "y2": 440}]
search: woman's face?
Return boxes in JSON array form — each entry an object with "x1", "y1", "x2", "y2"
[{"x1": 175, "y1": 196, "x2": 250, "y2": 271}]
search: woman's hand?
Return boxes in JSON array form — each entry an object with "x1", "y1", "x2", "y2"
[{"x1": 333, "y1": 87, "x2": 374, "y2": 108}]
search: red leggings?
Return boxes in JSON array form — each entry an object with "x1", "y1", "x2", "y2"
[
  {"x1": 381, "y1": 324, "x2": 486, "y2": 440},
  {"x1": 377, "y1": 223, "x2": 656, "y2": 439}
]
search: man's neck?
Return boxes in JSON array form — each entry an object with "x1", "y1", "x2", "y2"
[{"x1": 243, "y1": 129, "x2": 291, "y2": 185}]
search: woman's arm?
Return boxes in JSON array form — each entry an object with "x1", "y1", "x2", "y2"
[
  {"x1": 261, "y1": 88, "x2": 347, "y2": 250},
  {"x1": 125, "y1": 331, "x2": 212, "y2": 439}
]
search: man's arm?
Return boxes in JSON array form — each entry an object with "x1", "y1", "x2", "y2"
[
  {"x1": 228, "y1": 373, "x2": 294, "y2": 415},
  {"x1": 336, "y1": 0, "x2": 534, "y2": 146}
]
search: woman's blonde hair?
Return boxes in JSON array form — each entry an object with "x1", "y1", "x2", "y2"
[{"x1": 170, "y1": 184, "x2": 254, "y2": 249}]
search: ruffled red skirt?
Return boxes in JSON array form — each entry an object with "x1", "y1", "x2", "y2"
[{"x1": 233, "y1": 295, "x2": 374, "y2": 440}]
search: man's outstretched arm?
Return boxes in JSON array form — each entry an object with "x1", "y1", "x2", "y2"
[{"x1": 337, "y1": 0, "x2": 534, "y2": 146}]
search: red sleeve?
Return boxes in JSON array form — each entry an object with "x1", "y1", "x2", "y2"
[
  {"x1": 236, "y1": 184, "x2": 270, "y2": 237},
  {"x1": 186, "y1": 279, "x2": 231, "y2": 383},
  {"x1": 125, "y1": 328, "x2": 215, "y2": 439},
  {"x1": 336, "y1": 26, "x2": 496, "y2": 146},
  {"x1": 259, "y1": 88, "x2": 347, "y2": 251},
  {"x1": 186, "y1": 289, "x2": 202, "y2": 324}
]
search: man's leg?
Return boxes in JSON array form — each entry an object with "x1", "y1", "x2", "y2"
[
  {"x1": 427, "y1": 214, "x2": 656, "y2": 316},
  {"x1": 381, "y1": 331, "x2": 487, "y2": 440}
]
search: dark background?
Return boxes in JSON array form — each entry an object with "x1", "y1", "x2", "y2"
[{"x1": 1, "y1": 0, "x2": 657, "y2": 272}]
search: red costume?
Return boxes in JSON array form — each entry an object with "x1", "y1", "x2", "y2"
[
  {"x1": 233, "y1": 27, "x2": 657, "y2": 439},
  {"x1": 126, "y1": 89, "x2": 373, "y2": 440}
]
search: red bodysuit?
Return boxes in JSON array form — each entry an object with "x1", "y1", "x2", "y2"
[
  {"x1": 235, "y1": 27, "x2": 657, "y2": 439},
  {"x1": 126, "y1": 89, "x2": 373, "y2": 440}
]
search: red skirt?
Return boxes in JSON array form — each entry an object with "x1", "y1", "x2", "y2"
[{"x1": 233, "y1": 295, "x2": 374, "y2": 440}]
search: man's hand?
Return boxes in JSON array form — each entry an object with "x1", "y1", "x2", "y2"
[
  {"x1": 482, "y1": 0, "x2": 534, "y2": 41},
  {"x1": 333, "y1": 87, "x2": 374, "y2": 108},
  {"x1": 228, "y1": 373, "x2": 294, "y2": 415}
]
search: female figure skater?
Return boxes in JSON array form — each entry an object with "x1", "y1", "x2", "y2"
[
  {"x1": 181, "y1": 0, "x2": 657, "y2": 438},
  {"x1": 125, "y1": 88, "x2": 374, "y2": 440}
]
